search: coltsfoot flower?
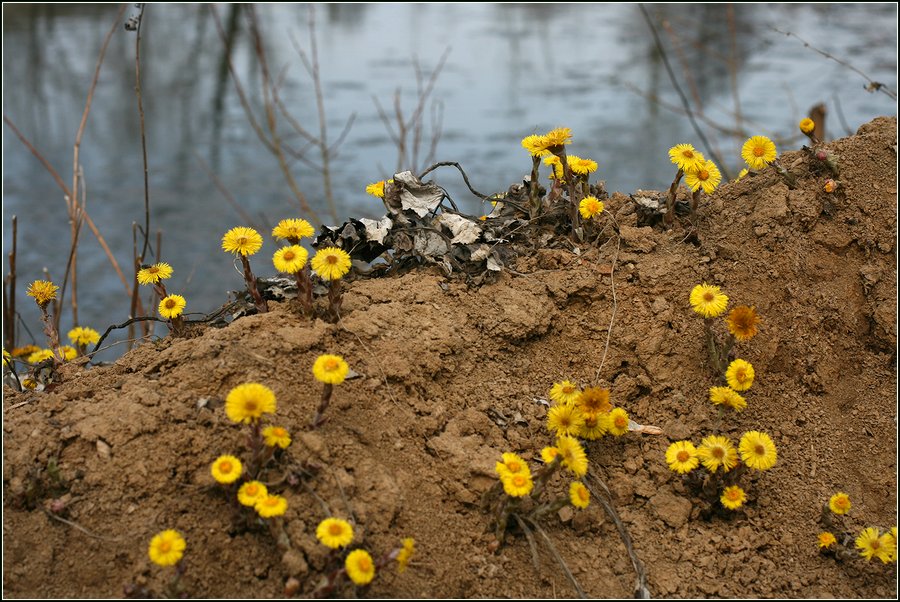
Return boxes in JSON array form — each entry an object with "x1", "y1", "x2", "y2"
[
  {"x1": 720, "y1": 485, "x2": 746, "y2": 510},
  {"x1": 67, "y1": 326, "x2": 100, "y2": 347},
  {"x1": 311, "y1": 247, "x2": 351, "y2": 281},
  {"x1": 668, "y1": 143, "x2": 706, "y2": 172},
  {"x1": 556, "y1": 436, "x2": 588, "y2": 477},
  {"x1": 709, "y1": 386, "x2": 747, "y2": 412},
  {"x1": 580, "y1": 413, "x2": 610, "y2": 440},
  {"x1": 495, "y1": 452, "x2": 529, "y2": 478},
  {"x1": 684, "y1": 159, "x2": 722, "y2": 195},
  {"x1": 829, "y1": 492, "x2": 851, "y2": 515},
  {"x1": 137, "y1": 262, "x2": 173, "y2": 285},
  {"x1": 158, "y1": 294, "x2": 186, "y2": 319},
  {"x1": 690, "y1": 283, "x2": 729, "y2": 318},
  {"x1": 577, "y1": 387, "x2": 612, "y2": 415},
  {"x1": 365, "y1": 180, "x2": 386, "y2": 198},
  {"x1": 856, "y1": 527, "x2": 896, "y2": 563},
  {"x1": 697, "y1": 435, "x2": 738, "y2": 473},
  {"x1": 396, "y1": 537, "x2": 415, "y2": 573},
  {"x1": 569, "y1": 481, "x2": 590, "y2": 509},
  {"x1": 578, "y1": 196, "x2": 605, "y2": 219},
  {"x1": 544, "y1": 127, "x2": 572, "y2": 148},
  {"x1": 738, "y1": 431, "x2": 777, "y2": 471},
  {"x1": 27, "y1": 349, "x2": 55, "y2": 364},
  {"x1": 312, "y1": 354, "x2": 349, "y2": 385},
  {"x1": 501, "y1": 472, "x2": 534, "y2": 497},
  {"x1": 316, "y1": 517, "x2": 354, "y2": 549},
  {"x1": 26, "y1": 280, "x2": 58, "y2": 307},
  {"x1": 741, "y1": 136, "x2": 777, "y2": 170},
  {"x1": 726, "y1": 305, "x2": 761, "y2": 341},
  {"x1": 665, "y1": 440, "x2": 699, "y2": 474},
  {"x1": 521, "y1": 134, "x2": 550, "y2": 157},
  {"x1": 547, "y1": 404, "x2": 585, "y2": 437},
  {"x1": 262, "y1": 426, "x2": 292, "y2": 449},
  {"x1": 272, "y1": 218, "x2": 314, "y2": 241},
  {"x1": 540, "y1": 446, "x2": 559, "y2": 464},
  {"x1": 255, "y1": 494, "x2": 288, "y2": 518},
  {"x1": 210, "y1": 455, "x2": 243, "y2": 484},
  {"x1": 148, "y1": 529, "x2": 186, "y2": 567},
  {"x1": 799, "y1": 118, "x2": 816, "y2": 134},
  {"x1": 222, "y1": 226, "x2": 263, "y2": 256},
  {"x1": 345, "y1": 549, "x2": 376, "y2": 585},
  {"x1": 725, "y1": 359, "x2": 755, "y2": 391},
  {"x1": 237, "y1": 481, "x2": 268, "y2": 507},
  {"x1": 608, "y1": 408, "x2": 629, "y2": 436},
  {"x1": 568, "y1": 155, "x2": 598, "y2": 175},
  {"x1": 549, "y1": 380, "x2": 581, "y2": 406},
  {"x1": 818, "y1": 531, "x2": 837, "y2": 549},
  {"x1": 272, "y1": 245, "x2": 309, "y2": 274},
  {"x1": 225, "y1": 382, "x2": 277, "y2": 424}
]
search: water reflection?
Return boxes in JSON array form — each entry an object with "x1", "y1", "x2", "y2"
[{"x1": 2, "y1": 3, "x2": 896, "y2": 355}]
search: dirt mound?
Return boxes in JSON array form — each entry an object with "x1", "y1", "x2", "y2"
[{"x1": 3, "y1": 117, "x2": 897, "y2": 598}]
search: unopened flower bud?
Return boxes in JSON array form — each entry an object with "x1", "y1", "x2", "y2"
[
  {"x1": 824, "y1": 179, "x2": 837, "y2": 193},
  {"x1": 816, "y1": 150, "x2": 828, "y2": 162}
]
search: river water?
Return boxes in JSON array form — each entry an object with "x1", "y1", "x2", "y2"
[{"x1": 2, "y1": 3, "x2": 896, "y2": 355}]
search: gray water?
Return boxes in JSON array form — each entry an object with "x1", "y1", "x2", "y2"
[{"x1": 3, "y1": 3, "x2": 897, "y2": 356}]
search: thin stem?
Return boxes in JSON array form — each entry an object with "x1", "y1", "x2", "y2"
[
  {"x1": 665, "y1": 169, "x2": 684, "y2": 225},
  {"x1": 239, "y1": 255, "x2": 268, "y2": 313},
  {"x1": 312, "y1": 383, "x2": 334, "y2": 428}
]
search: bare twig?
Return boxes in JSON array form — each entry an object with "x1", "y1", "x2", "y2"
[
  {"x1": 418, "y1": 161, "x2": 490, "y2": 200},
  {"x1": 90, "y1": 316, "x2": 168, "y2": 356},
  {"x1": 4, "y1": 216, "x2": 17, "y2": 350},
  {"x1": 44, "y1": 510, "x2": 124, "y2": 542},
  {"x1": 132, "y1": 4, "x2": 152, "y2": 262}
]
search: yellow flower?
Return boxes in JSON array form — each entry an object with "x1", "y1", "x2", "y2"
[
  {"x1": 829, "y1": 492, "x2": 851, "y2": 515},
  {"x1": 210, "y1": 455, "x2": 243, "y2": 484},
  {"x1": 222, "y1": 226, "x2": 263, "y2": 256},
  {"x1": 547, "y1": 404, "x2": 585, "y2": 438},
  {"x1": 345, "y1": 549, "x2": 376, "y2": 586},
  {"x1": 567, "y1": 155, "x2": 598, "y2": 175},
  {"x1": 501, "y1": 472, "x2": 534, "y2": 497},
  {"x1": 608, "y1": 408, "x2": 629, "y2": 436},
  {"x1": 665, "y1": 440, "x2": 699, "y2": 474},
  {"x1": 725, "y1": 359, "x2": 755, "y2": 391},
  {"x1": 316, "y1": 517, "x2": 354, "y2": 549},
  {"x1": 580, "y1": 413, "x2": 610, "y2": 440},
  {"x1": 741, "y1": 136, "x2": 777, "y2": 170},
  {"x1": 27, "y1": 349, "x2": 55, "y2": 364},
  {"x1": 59, "y1": 345, "x2": 77, "y2": 361},
  {"x1": 21, "y1": 378, "x2": 37, "y2": 390},
  {"x1": 158, "y1": 294, "x2": 186, "y2": 319},
  {"x1": 237, "y1": 481, "x2": 269, "y2": 507},
  {"x1": 690, "y1": 283, "x2": 729, "y2": 318},
  {"x1": 569, "y1": 481, "x2": 590, "y2": 509},
  {"x1": 823, "y1": 179, "x2": 837, "y2": 193},
  {"x1": 736, "y1": 168, "x2": 749, "y2": 180},
  {"x1": 311, "y1": 246, "x2": 352, "y2": 281},
  {"x1": 720, "y1": 485, "x2": 746, "y2": 510},
  {"x1": 856, "y1": 527, "x2": 896, "y2": 563},
  {"x1": 726, "y1": 305, "x2": 760, "y2": 342},
  {"x1": 26, "y1": 280, "x2": 58, "y2": 307},
  {"x1": 697, "y1": 435, "x2": 739, "y2": 473},
  {"x1": 684, "y1": 159, "x2": 722, "y2": 195},
  {"x1": 579, "y1": 196, "x2": 605, "y2": 219},
  {"x1": 818, "y1": 532, "x2": 837, "y2": 549},
  {"x1": 396, "y1": 537, "x2": 415, "y2": 573},
  {"x1": 225, "y1": 382, "x2": 277, "y2": 424},
  {"x1": 708, "y1": 386, "x2": 747, "y2": 412},
  {"x1": 668, "y1": 143, "x2": 706, "y2": 172},
  {"x1": 577, "y1": 387, "x2": 611, "y2": 415},
  {"x1": 148, "y1": 529, "x2": 186, "y2": 567},
  {"x1": 255, "y1": 494, "x2": 288, "y2": 518},
  {"x1": 312, "y1": 354, "x2": 349, "y2": 385},
  {"x1": 272, "y1": 245, "x2": 309, "y2": 274},
  {"x1": 544, "y1": 127, "x2": 572, "y2": 148},
  {"x1": 521, "y1": 134, "x2": 550, "y2": 157},
  {"x1": 889, "y1": 527, "x2": 898, "y2": 562},
  {"x1": 12, "y1": 345, "x2": 40, "y2": 358},
  {"x1": 738, "y1": 431, "x2": 777, "y2": 471},
  {"x1": 262, "y1": 426, "x2": 292, "y2": 449},
  {"x1": 67, "y1": 326, "x2": 100, "y2": 347},
  {"x1": 366, "y1": 180, "x2": 386, "y2": 198},
  {"x1": 137, "y1": 262, "x2": 173, "y2": 285},
  {"x1": 799, "y1": 118, "x2": 816, "y2": 134},
  {"x1": 556, "y1": 435, "x2": 588, "y2": 477},
  {"x1": 495, "y1": 452, "x2": 530, "y2": 479},
  {"x1": 272, "y1": 218, "x2": 314, "y2": 242},
  {"x1": 2, "y1": 348, "x2": 9, "y2": 362},
  {"x1": 544, "y1": 155, "x2": 565, "y2": 180},
  {"x1": 549, "y1": 380, "x2": 581, "y2": 406},
  {"x1": 540, "y1": 446, "x2": 559, "y2": 464}
]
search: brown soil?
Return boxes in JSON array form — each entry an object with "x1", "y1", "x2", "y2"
[{"x1": 3, "y1": 117, "x2": 897, "y2": 599}]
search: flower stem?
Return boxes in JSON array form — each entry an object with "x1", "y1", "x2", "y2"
[
  {"x1": 665, "y1": 169, "x2": 684, "y2": 225},
  {"x1": 311, "y1": 383, "x2": 334, "y2": 428},
  {"x1": 38, "y1": 306, "x2": 62, "y2": 367},
  {"x1": 327, "y1": 279, "x2": 342, "y2": 322},
  {"x1": 294, "y1": 267, "x2": 313, "y2": 317},
  {"x1": 239, "y1": 255, "x2": 268, "y2": 313},
  {"x1": 528, "y1": 155, "x2": 541, "y2": 219}
]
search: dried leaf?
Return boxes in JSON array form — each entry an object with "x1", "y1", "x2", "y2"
[
  {"x1": 395, "y1": 170, "x2": 444, "y2": 217},
  {"x1": 359, "y1": 216, "x2": 393, "y2": 245},
  {"x1": 413, "y1": 230, "x2": 448, "y2": 258},
  {"x1": 436, "y1": 213, "x2": 482, "y2": 245}
]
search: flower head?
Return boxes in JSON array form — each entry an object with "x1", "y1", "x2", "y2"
[
  {"x1": 345, "y1": 549, "x2": 376, "y2": 586},
  {"x1": 225, "y1": 382, "x2": 277, "y2": 424},
  {"x1": 272, "y1": 245, "x2": 309, "y2": 274},
  {"x1": 495, "y1": 452, "x2": 530, "y2": 479},
  {"x1": 818, "y1": 532, "x2": 837, "y2": 549},
  {"x1": 67, "y1": 326, "x2": 100, "y2": 347},
  {"x1": 237, "y1": 481, "x2": 269, "y2": 507},
  {"x1": 59, "y1": 345, "x2": 77, "y2": 361},
  {"x1": 12, "y1": 345, "x2": 40, "y2": 358},
  {"x1": 824, "y1": 179, "x2": 837, "y2": 193},
  {"x1": 856, "y1": 527, "x2": 896, "y2": 563},
  {"x1": 544, "y1": 155, "x2": 565, "y2": 180},
  {"x1": 222, "y1": 226, "x2": 263, "y2": 256},
  {"x1": 137, "y1": 262, "x2": 173, "y2": 285},
  {"x1": 158, "y1": 294, "x2": 186, "y2": 319},
  {"x1": 799, "y1": 118, "x2": 816, "y2": 134},
  {"x1": 668, "y1": 143, "x2": 706, "y2": 172},
  {"x1": 580, "y1": 413, "x2": 610, "y2": 440},
  {"x1": 501, "y1": 472, "x2": 534, "y2": 497},
  {"x1": 608, "y1": 408, "x2": 629, "y2": 436},
  {"x1": 709, "y1": 386, "x2": 747, "y2": 412},
  {"x1": 262, "y1": 426, "x2": 292, "y2": 449},
  {"x1": 569, "y1": 481, "x2": 590, "y2": 509},
  {"x1": 738, "y1": 431, "x2": 777, "y2": 470},
  {"x1": 255, "y1": 494, "x2": 288, "y2": 518},
  {"x1": 396, "y1": 538, "x2": 415, "y2": 573},
  {"x1": 148, "y1": 529, "x2": 186, "y2": 567},
  {"x1": 26, "y1": 280, "x2": 58, "y2": 307},
  {"x1": 365, "y1": 181, "x2": 386, "y2": 198},
  {"x1": 737, "y1": 168, "x2": 749, "y2": 180},
  {"x1": 726, "y1": 359, "x2": 755, "y2": 391},
  {"x1": 540, "y1": 446, "x2": 559, "y2": 464},
  {"x1": 311, "y1": 247, "x2": 352, "y2": 281},
  {"x1": 547, "y1": 404, "x2": 585, "y2": 437},
  {"x1": 567, "y1": 155, "x2": 598, "y2": 175},
  {"x1": 726, "y1": 306, "x2": 761, "y2": 341},
  {"x1": 741, "y1": 136, "x2": 777, "y2": 170},
  {"x1": 549, "y1": 380, "x2": 581, "y2": 406},
  {"x1": 27, "y1": 349, "x2": 55, "y2": 364},
  {"x1": 211, "y1": 455, "x2": 243, "y2": 484},
  {"x1": 829, "y1": 492, "x2": 851, "y2": 515},
  {"x1": 544, "y1": 127, "x2": 572, "y2": 148},
  {"x1": 272, "y1": 218, "x2": 314, "y2": 242},
  {"x1": 316, "y1": 517, "x2": 354, "y2": 549},
  {"x1": 577, "y1": 387, "x2": 611, "y2": 415},
  {"x1": 684, "y1": 159, "x2": 722, "y2": 195},
  {"x1": 665, "y1": 441, "x2": 699, "y2": 474},
  {"x1": 720, "y1": 485, "x2": 746, "y2": 510},
  {"x1": 556, "y1": 435, "x2": 588, "y2": 477},
  {"x1": 312, "y1": 354, "x2": 350, "y2": 385},
  {"x1": 579, "y1": 196, "x2": 605, "y2": 219},
  {"x1": 521, "y1": 134, "x2": 550, "y2": 157},
  {"x1": 697, "y1": 435, "x2": 739, "y2": 473},
  {"x1": 690, "y1": 283, "x2": 729, "y2": 318}
]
